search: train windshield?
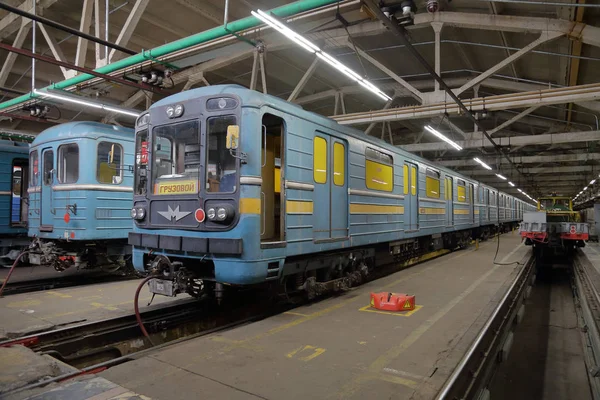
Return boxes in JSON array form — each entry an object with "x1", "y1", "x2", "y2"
[
  {"x1": 206, "y1": 115, "x2": 237, "y2": 193},
  {"x1": 152, "y1": 120, "x2": 200, "y2": 195}
]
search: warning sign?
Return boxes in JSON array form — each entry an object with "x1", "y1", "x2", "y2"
[
  {"x1": 404, "y1": 299, "x2": 412, "y2": 309},
  {"x1": 155, "y1": 180, "x2": 197, "y2": 195},
  {"x1": 370, "y1": 297, "x2": 375, "y2": 307}
]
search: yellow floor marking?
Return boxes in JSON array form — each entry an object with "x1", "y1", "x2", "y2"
[
  {"x1": 358, "y1": 304, "x2": 423, "y2": 317},
  {"x1": 51, "y1": 311, "x2": 77, "y2": 318},
  {"x1": 90, "y1": 302, "x2": 120, "y2": 311},
  {"x1": 77, "y1": 295, "x2": 103, "y2": 301},
  {"x1": 286, "y1": 345, "x2": 326, "y2": 361},
  {"x1": 6, "y1": 299, "x2": 41, "y2": 308},
  {"x1": 375, "y1": 373, "x2": 419, "y2": 389},
  {"x1": 45, "y1": 291, "x2": 72, "y2": 299},
  {"x1": 336, "y1": 243, "x2": 525, "y2": 399},
  {"x1": 284, "y1": 311, "x2": 311, "y2": 317}
]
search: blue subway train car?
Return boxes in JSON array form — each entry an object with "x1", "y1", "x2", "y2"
[
  {"x1": 28, "y1": 122, "x2": 135, "y2": 272},
  {"x1": 128, "y1": 85, "x2": 534, "y2": 299},
  {"x1": 0, "y1": 140, "x2": 29, "y2": 264}
]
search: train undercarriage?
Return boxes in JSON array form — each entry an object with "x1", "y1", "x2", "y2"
[
  {"x1": 29, "y1": 238, "x2": 133, "y2": 274},
  {"x1": 143, "y1": 223, "x2": 516, "y2": 302}
]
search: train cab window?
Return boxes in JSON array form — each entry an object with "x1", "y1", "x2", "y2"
[
  {"x1": 58, "y1": 143, "x2": 79, "y2": 184},
  {"x1": 134, "y1": 130, "x2": 148, "y2": 195},
  {"x1": 30, "y1": 150, "x2": 38, "y2": 187},
  {"x1": 314, "y1": 137, "x2": 327, "y2": 184},
  {"x1": 457, "y1": 179, "x2": 466, "y2": 202},
  {"x1": 207, "y1": 115, "x2": 237, "y2": 193},
  {"x1": 365, "y1": 148, "x2": 393, "y2": 192},
  {"x1": 425, "y1": 169, "x2": 440, "y2": 198},
  {"x1": 152, "y1": 120, "x2": 200, "y2": 195},
  {"x1": 43, "y1": 150, "x2": 53, "y2": 186},
  {"x1": 97, "y1": 142, "x2": 123, "y2": 184},
  {"x1": 333, "y1": 142, "x2": 345, "y2": 186}
]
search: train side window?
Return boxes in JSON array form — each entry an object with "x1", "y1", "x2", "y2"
[
  {"x1": 314, "y1": 137, "x2": 327, "y2": 184},
  {"x1": 30, "y1": 150, "x2": 38, "y2": 187},
  {"x1": 43, "y1": 150, "x2": 53, "y2": 186},
  {"x1": 365, "y1": 147, "x2": 393, "y2": 192},
  {"x1": 410, "y1": 166, "x2": 416, "y2": 195},
  {"x1": 97, "y1": 142, "x2": 123, "y2": 184},
  {"x1": 457, "y1": 179, "x2": 466, "y2": 202},
  {"x1": 469, "y1": 184, "x2": 474, "y2": 203},
  {"x1": 403, "y1": 165, "x2": 408, "y2": 195},
  {"x1": 58, "y1": 143, "x2": 79, "y2": 184},
  {"x1": 333, "y1": 142, "x2": 345, "y2": 186},
  {"x1": 425, "y1": 168, "x2": 440, "y2": 198}
]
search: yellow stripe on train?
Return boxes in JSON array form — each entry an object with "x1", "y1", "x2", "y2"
[
  {"x1": 453, "y1": 209, "x2": 470, "y2": 215},
  {"x1": 419, "y1": 207, "x2": 444, "y2": 215},
  {"x1": 239, "y1": 198, "x2": 261, "y2": 214},
  {"x1": 350, "y1": 204, "x2": 404, "y2": 214},
  {"x1": 287, "y1": 200, "x2": 314, "y2": 214}
]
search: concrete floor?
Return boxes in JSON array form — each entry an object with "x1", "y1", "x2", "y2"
[
  {"x1": 0, "y1": 275, "x2": 186, "y2": 339},
  {"x1": 489, "y1": 268, "x2": 591, "y2": 400},
  {"x1": 89, "y1": 234, "x2": 530, "y2": 400}
]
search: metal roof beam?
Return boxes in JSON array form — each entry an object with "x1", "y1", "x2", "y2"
[
  {"x1": 108, "y1": 0, "x2": 150, "y2": 63},
  {"x1": 465, "y1": 165, "x2": 595, "y2": 175},
  {"x1": 438, "y1": 152, "x2": 600, "y2": 167},
  {"x1": 401, "y1": 130, "x2": 600, "y2": 152},
  {"x1": 332, "y1": 83, "x2": 600, "y2": 125},
  {"x1": 0, "y1": 18, "x2": 31, "y2": 87}
]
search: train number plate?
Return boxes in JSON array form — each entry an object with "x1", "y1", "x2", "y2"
[{"x1": 148, "y1": 279, "x2": 175, "y2": 297}]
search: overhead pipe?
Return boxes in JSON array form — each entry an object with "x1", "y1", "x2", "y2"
[
  {"x1": 0, "y1": 0, "x2": 344, "y2": 112},
  {"x1": 0, "y1": 2, "x2": 136, "y2": 55}
]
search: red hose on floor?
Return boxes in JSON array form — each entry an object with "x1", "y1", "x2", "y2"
[
  {"x1": 134, "y1": 275, "x2": 156, "y2": 346},
  {"x1": 0, "y1": 251, "x2": 29, "y2": 297}
]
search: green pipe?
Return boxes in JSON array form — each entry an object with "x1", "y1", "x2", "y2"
[{"x1": 0, "y1": 0, "x2": 340, "y2": 111}]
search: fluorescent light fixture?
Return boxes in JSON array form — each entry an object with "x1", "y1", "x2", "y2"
[
  {"x1": 34, "y1": 89, "x2": 140, "y2": 118},
  {"x1": 424, "y1": 126, "x2": 462, "y2": 151},
  {"x1": 591, "y1": 179, "x2": 597, "y2": 185},
  {"x1": 508, "y1": 181, "x2": 515, "y2": 187},
  {"x1": 517, "y1": 188, "x2": 523, "y2": 193},
  {"x1": 473, "y1": 157, "x2": 493, "y2": 170},
  {"x1": 496, "y1": 174, "x2": 507, "y2": 180},
  {"x1": 251, "y1": 9, "x2": 391, "y2": 101},
  {"x1": 584, "y1": 186, "x2": 588, "y2": 190}
]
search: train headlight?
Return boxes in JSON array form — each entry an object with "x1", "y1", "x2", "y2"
[
  {"x1": 207, "y1": 207, "x2": 216, "y2": 221},
  {"x1": 131, "y1": 207, "x2": 146, "y2": 220},
  {"x1": 206, "y1": 205, "x2": 235, "y2": 224},
  {"x1": 166, "y1": 104, "x2": 184, "y2": 118}
]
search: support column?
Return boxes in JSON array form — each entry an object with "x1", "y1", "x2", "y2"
[{"x1": 431, "y1": 22, "x2": 443, "y2": 92}]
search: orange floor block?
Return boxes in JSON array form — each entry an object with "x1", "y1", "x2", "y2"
[{"x1": 370, "y1": 292, "x2": 415, "y2": 311}]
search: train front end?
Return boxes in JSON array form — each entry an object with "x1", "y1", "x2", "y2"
[{"x1": 129, "y1": 88, "x2": 264, "y2": 298}]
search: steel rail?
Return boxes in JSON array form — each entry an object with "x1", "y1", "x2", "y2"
[
  {"x1": 572, "y1": 251, "x2": 600, "y2": 399},
  {"x1": 435, "y1": 253, "x2": 535, "y2": 400}
]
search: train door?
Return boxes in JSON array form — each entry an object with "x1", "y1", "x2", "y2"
[
  {"x1": 445, "y1": 176, "x2": 453, "y2": 227},
  {"x1": 469, "y1": 183, "x2": 475, "y2": 224},
  {"x1": 11, "y1": 160, "x2": 28, "y2": 226},
  {"x1": 405, "y1": 162, "x2": 418, "y2": 231},
  {"x1": 40, "y1": 148, "x2": 54, "y2": 231},
  {"x1": 312, "y1": 132, "x2": 349, "y2": 241},
  {"x1": 260, "y1": 113, "x2": 285, "y2": 245}
]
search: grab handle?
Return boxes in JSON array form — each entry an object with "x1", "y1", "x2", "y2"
[
  {"x1": 260, "y1": 191, "x2": 266, "y2": 236},
  {"x1": 261, "y1": 124, "x2": 267, "y2": 168}
]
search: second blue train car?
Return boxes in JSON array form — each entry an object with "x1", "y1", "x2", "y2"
[{"x1": 28, "y1": 122, "x2": 135, "y2": 272}]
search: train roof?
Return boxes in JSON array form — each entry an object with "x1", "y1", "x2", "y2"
[
  {"x1": 152, "y1": 85, "x2": 517, "y2": 197},
  {"x1": 31, "y1": 121, "x2": 134, "y2": 148}
]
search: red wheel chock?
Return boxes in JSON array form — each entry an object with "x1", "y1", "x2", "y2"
[{"x1": 370, "y1": 292, "x2": 415, "y2": 311}]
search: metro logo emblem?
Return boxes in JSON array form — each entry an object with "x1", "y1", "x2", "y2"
[
  {"x1": 158, "y1": 205, "x2": 191, "y2": 222},
  {"x1": 154, "y1": 180, "x2": 196, "y2": 195}
]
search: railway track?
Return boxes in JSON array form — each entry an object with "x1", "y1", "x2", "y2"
[
  {"x1": 573, "y1": 251, "x2": 600, "y2": 398},
  {"x1": 0, "y1": 273, "x2": 137, "y2": 296}
]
